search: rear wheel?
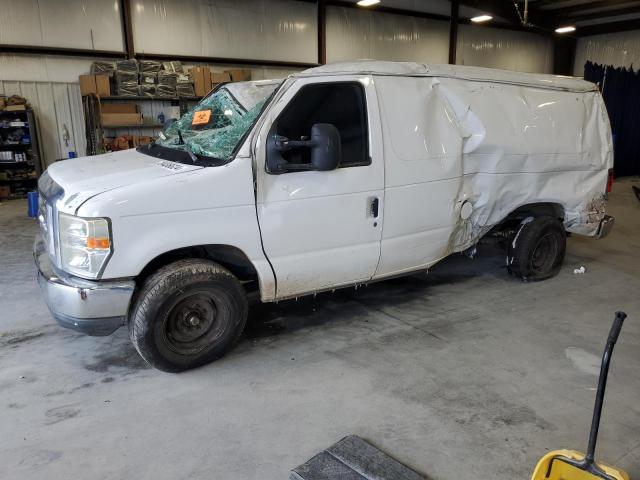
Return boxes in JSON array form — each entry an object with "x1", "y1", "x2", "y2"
[
  {"x1": 129, "y1": 259, "x2": 248, "y2": 372},
  {"x1": 507, "y1": 216, "x2": 566, "y2": 281}
]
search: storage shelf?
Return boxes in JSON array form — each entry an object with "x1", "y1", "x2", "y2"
[
  {"x1": 1, "y1": 143, "x2": 31, "y2": 150},
  {"x1": 0, "y1": 178, "x2": 37, "y2": 183},
  {"x1": 0, "y1": 162, "x2": 34, "y2": 169},
  {"x1": 0, "y1": 109, "x2": 28, "y2": 117},
  {"x1": 99, "y1": 96, "x2": 201, "y2": 102},
  {"x1": 103, "y1": 123, "x2": 165, "y2": 128}
]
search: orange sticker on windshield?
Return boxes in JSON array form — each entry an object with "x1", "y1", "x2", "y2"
[{"x1": 192, "y1": 110, "x2": 212, "y2": 125}]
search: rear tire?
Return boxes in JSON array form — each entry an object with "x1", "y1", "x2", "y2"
[
  {"x1": 507, "y1": 216, "x2": 566, "y2": 281},
  {"x1": 129, "y1": 259, "x2": 248, "y2": 372}
]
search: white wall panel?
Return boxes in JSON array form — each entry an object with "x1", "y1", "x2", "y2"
[
  {"x1": 326, "y1": 6, "x2": 449, "y2": 64},
  {"x1": 0, "y1": 0, "x2": 123, "y2": 51},
  {"x1": 132, "y1": 0, "x2": 317, "y2": 63},
  {"x1": 0, "y1": 54, "x2": 97, "y2": 83},
  {"x1": 456, "y1": 25, "x2": 553, "y2": 74},
  {"x1": 574, "y1": 30, "x2": 640, "y2": 76}
]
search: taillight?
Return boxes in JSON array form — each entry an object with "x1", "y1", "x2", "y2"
[{"x1": 607, "y1": 168, "x2": 614, "y2": 194}]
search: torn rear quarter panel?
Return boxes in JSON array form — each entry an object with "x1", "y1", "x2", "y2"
[{"x1": 375, "y1": 74, "x2": 612, "y2": 273}]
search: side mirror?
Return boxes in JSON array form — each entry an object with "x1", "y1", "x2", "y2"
[
  {"x1": 266, "y1": 123, "x2": 341, "y2": 173},
  {"x1": 309, "y1": 123, "x2": 341, "y2": 171}
]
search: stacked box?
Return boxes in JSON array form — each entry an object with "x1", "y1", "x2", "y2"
[
  {"x1": 157, "y1": 71, "x2": 178, "y2": 97},
  {"x1": 176, "y1": 83, "x2": 195, "y2": 97},
  {"x1": 91, "y1": 61, "x2": 116, "y2": 77},
  {"x1": 162, "y1": 61, "x2": 183, "y2": 73},
  {"x1": 138, "y1": 85, "x2": 156, "y2": 97},
  {"x1": 139, "y1": 60, "x2": 162, "y2": 73}
]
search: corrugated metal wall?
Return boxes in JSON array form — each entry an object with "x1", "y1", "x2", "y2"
[
  {"x1": 132, "y1": 0, "x2": 317, "y2": 63},
  {"x1": 574, "y1": 29, "x2": 640, "y2": 76},
  {"x1": 0, "y1": 0, "x2": 123, "y2": 50},
  {"x1": 326, "y1": 6, "x2": 450, "y2": 64},
  {"x1": 456, "y1": 25, "x2": 554, "y2": 73}
]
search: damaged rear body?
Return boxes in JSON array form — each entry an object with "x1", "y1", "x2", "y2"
[{"x1": 367, "y1": 65, "x2": 612, "y2": 279}]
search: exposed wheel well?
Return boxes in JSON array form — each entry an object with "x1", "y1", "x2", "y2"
[
  {"x1": 502, "y1": 202, "x2": 564, "y2": 226},
  {"x1": 489, "y1": 202, "x2": 565, "y2": 237},
  {"x1": 136, "y1": 245, "x2": 259, "y2": 291}
]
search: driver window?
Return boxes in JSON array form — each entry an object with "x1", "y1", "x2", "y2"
[{"x1": 275, "y1": 82, "x2": 370, "y2": 167}]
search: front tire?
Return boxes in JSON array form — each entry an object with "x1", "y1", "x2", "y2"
[
  {"x1": 129, "y1": 259, "x2": 248, "y2": 372},
  {"x1": 507, "y1": 216, "x2": 566, "y2": 281}
]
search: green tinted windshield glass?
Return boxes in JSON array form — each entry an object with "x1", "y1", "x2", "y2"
[{"x1": 156, "y1": 80, "x2": 280, "y2": 160}]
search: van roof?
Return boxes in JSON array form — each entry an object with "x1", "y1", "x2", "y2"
[{"x1": 295, "y1": 60, "x2": 597, "y2": 93}]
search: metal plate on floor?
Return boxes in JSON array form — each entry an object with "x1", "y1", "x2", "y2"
[{"x1": 290, "y1": 435, "x2": 426, "y2": 480}]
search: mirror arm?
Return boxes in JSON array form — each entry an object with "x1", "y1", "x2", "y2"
[{"x1": 274, "y1": 135, "x2": 316, "y2": 152}]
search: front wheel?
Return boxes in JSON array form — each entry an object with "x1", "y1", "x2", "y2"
[
  {"x1": 507, "y1": 216, "x2": 566, "y2": 282},
  {"x1": 129, "y1": 259, "x2": 248, "y2": 372}
]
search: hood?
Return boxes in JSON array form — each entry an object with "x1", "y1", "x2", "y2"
[{"x1": 42, "y1": 149, "x2": 202, "y2": 214}]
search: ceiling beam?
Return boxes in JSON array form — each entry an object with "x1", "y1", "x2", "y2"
[
  {"x1": 543, "y1": 0, "x2": 637, "y2": 14},
  {"x1": 576, "y1": 17, "x2": 640, "y2": 35},
  {"x1": 566, "y1": 5, "x2": 640, "y2": 23}
]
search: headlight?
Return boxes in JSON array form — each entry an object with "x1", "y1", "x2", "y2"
[{"x1": 58, "y1": 213, "x2": 112, "y2": 279}]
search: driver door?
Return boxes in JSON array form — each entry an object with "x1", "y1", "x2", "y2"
[{"x1": 254, "y1": 76, "x2": 384, "y2": 299}]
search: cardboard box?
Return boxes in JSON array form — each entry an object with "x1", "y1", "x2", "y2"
[
  {"x1": 101, "y1": 112, "x2": 143, "y2": 126},
  {"x1": 95, "y1": 75, "x2": 110, "y2": 96},
  {"x1": 5, "y1": 104, "x2": 26, "y2": 111},
  {"x1": 101, "y1": 103, "x2": 138, "y2": 114},
  {"x1": 224, "y1": 69, "x2": 251, "y2": 82},
  {"x1": 0, "y1": 185, "x2": 11, "y2": 199},
  {"x1": 79, "y1": 74, "x2": 111, "y2": 96},
  {"x1": 210, "y1": 71, "x2": 231, "y2": 84},
  {"x1": 189, "y1": 66, "x2": 212, "y2": 97},
  {"x1": 134, "y1": 136, "x2": 154, "y2": 147}
]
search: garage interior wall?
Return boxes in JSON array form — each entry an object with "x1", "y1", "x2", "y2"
[
  {"x1": 573, "y1": 29, "x2": 640, "y2": 77},
  {"x1": 456, "y1": 24, "x2": 553, "y2": 74},
  {"x1": 2, "y1": 0, "x2": 559, "y2": 162},
  {"x1": 131, "y1": 0, "x2": 317, "y2": 63},
  {"x1": 325, "y1": 6, "x2": 450, "y2": 64}
]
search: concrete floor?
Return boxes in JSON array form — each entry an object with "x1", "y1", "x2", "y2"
[{"x1": 1, "y1": 179, "x2": 639, "y2": 480}]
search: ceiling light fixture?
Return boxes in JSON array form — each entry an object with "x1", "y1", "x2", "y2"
[
  {"x1": 555, "y1": 26, "x2": 576, "y2": 34},
  {"x1": 356, "y1": 0, "x2": 380, "y2": 6},
  {"x1": 471, "y1": 15, "x2": 493, "y2": 23}
]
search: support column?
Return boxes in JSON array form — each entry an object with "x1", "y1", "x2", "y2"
[{"x1": 449, "y1": 0, "x2": 459, "y2": 65}]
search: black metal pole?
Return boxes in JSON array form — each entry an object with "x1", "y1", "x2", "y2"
[
  {"x1": 449, "y1": 0, "x2": 459, "y2": 65},
  {"x1": 585, "y1": 312, "x2": 626, "y2": 463}
]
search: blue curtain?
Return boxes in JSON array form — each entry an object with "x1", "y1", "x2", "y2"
[{"x1": 584, "y1": 61, "x2": 640, "y2": 177}]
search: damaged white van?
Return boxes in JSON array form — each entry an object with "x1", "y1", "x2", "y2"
[{"x1": 35, "y1": 61, "x2": 614, "y2": 371}]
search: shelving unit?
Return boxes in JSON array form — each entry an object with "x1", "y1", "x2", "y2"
[
  {"x1": 83, "y1": 95, "x2": 201, "y2": 156},
  {"x1": 0, "y1": 108, "x2": 43, "y2": 200}
]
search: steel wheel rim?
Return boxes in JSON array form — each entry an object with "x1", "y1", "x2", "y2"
[
  {"x1": 163, "y1": 290, "x2": 225, "y2": 355},
  {"x1": 530, "y1": 232, "x2": 558, "y2": 274}
]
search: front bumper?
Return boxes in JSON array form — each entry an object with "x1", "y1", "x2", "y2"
[
  {"x1": 34, "y1": 235, "x2": 135, "y2": 336},
  {"x1": 596, "y1": 215, "x2": 615, "y2": 239}
]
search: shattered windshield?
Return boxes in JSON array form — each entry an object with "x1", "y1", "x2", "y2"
[{"x1": 155, "y1": 80, "x2": 281, "y2": 161}]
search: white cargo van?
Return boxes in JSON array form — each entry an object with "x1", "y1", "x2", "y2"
[{"x1": 35, "y1": 61, "x2": 614, "y2": 371}]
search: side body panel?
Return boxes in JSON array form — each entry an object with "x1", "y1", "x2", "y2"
[
  {"x1": 77, "y1": 157, "x2": 276, "y2": 299},
  {"x1": 374, "y1": 73, "x2": 612, "y2": 278},
  {"x1": 373, "y1": 76, "x2": 464, "y2": 278},
  {"x1": 438, "y1": 77, "x2": 613, "y2": 249},
  {"x1": 254, "y1": 75, "x2": 385, "y2": 299}
]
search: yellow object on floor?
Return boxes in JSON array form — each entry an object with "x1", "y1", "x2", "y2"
[
  {"x1": 531, "y1": 449, "x2": 629, "y2": 480},
  {"x1": 531, "y1": 312, "x2": 630, "y2": 480}
]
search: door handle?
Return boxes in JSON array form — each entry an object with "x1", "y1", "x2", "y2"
[{"x1": 368, "y1": 197, "x2": 379, "y2": 218}]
